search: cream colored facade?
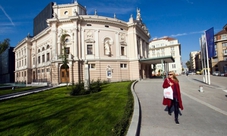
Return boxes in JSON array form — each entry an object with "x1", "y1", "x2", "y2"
[
  {"x1": 13, "y1": 2, "x2": 151, "y2": 85},
  {"x1": 149, "y1": 37, "x2": 182, "y2": 75},
  {"x1": 190, "y1": 51, "x2": 199, "y2": 71},
  {"x1": 212, "y1": 24, "x2": 227, "y2": 73}
]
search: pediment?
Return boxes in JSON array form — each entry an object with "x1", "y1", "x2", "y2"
[
  {"x1": 85, "y1": 38, "x2": 95, "y2": 43},
  {"x1": 120, "y1": 41, "x2": 127, "y2": 45}
]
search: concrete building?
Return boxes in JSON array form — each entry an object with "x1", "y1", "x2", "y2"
[
  {"x1": 195, "y1": 51, "x2": 202, "y2": 71},
  {"x1": 149, "y1": 37, "x2": 182, "y2": 75},
  {"x1": 212, "y1": 24, "x2": 227, "y2": 73},
  {"x1": 13, "y1": 2, "x2": 151, "y2": 85},
  {"x1": 189, "y1": 51, "x2": 199, "y2": 71}
]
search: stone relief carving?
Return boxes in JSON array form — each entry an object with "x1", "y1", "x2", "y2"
[
  {"x1": 120, "y1": 33, "x2": 125, "y2": 41},
  {"x1": 86, "y1": 30, "x2": 93, "y2": 38},
  {"x1": 120, "y1": 33, "x2": 127, "y2": 45}
]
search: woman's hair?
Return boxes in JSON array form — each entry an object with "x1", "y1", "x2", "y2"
[{"x1": 169, "y1": 71, "x2": 179, "y2": 83}]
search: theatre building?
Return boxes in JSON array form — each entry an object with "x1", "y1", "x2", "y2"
[{"x1": 13, "y1": 1, "x2": 151, "y2": 85}]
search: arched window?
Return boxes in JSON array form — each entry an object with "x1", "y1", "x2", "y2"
[
  {"x1": 46, "y1": 45, "x2": 50, "y2": 49},
  {"x1": 42, "y1": 47, "x2": 45, "y2": 51},
  {"x1": 38, "y1": 49, "x2": 40, "y2": 53}
]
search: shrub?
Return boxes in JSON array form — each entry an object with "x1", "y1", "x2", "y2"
[
  {"x1": 70, "y1": 79, "x2": 107, "y2": 96},
  {"x1": 70, "y1": 82, "x2": 85, "y2": 95}
]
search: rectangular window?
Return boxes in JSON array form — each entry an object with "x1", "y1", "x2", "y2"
[
  {"x1": 47, "y1": 53, "x2": 50, "y2": 61},
  {"x1": 121, "y1": 46, "x2": 125, "y2": 55},
  {"x1": 224, "y1": 49, "x2": 227, "y2": 55},
  {"x1": 37, "y1": 70, "x2": 40, "y2": 73},
  {"x1": 88, "y1": 64, "x2": 95, "y2": 69},
  {"x1": 33, "y1": 58, "x2": 35, "y2": 65},
  {"x1": 42, "y1": 69, "x2": 44, "y2": 73},
  {"x1": 42, "y1": 54, "x2": 45, "y2": 62},
  {"x1": 221, "y1": 35, "x2": 227, "y2": 40},
  {"x1": 25, "y1": 59, "x2": 26, "y2": 65},
  {"x1": 24, "y1": 71, "x2": 26, "y2": 77},
  {"x1": 120, "y1": 63, "x2": 127, "y2": 68},
  {"x1": 87, "y1": 45, "x2": 93, "y2": 54},
  {"x1": 172, "y1": 64, "x2": 176, "y2": 68},
  {"x1": 171, "y1": 47, "x2": 174, "y2": 51},
  {"x1": 222, "y1": 42, "x2": 227, "y2": 48},
  {"x1": 38, "y1": 56, "x2": 40, "y2": 64},
  {"x1": 65, "y1": 47, "x2": 70, "y2": 54}
]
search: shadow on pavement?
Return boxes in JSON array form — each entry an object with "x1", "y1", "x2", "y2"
[{"x1": 192, "y1": 78, "x2": 207, "y2": 84}]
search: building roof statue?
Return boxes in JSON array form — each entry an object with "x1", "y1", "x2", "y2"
[{"x1": 136, "y1": 8, "x2": 142, "y2": 22}]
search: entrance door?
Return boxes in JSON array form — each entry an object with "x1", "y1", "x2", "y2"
[{"x1": 60, "y1": 65, "x2": 69, "y2": 83}]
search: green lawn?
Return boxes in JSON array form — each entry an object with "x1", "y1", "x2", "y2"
[
  {"x1": 0, "y1": 81, "x2": 133, "y2": 136},
  {"x1": 0, "y1": 86, "x2": 41, "y2": 96}
]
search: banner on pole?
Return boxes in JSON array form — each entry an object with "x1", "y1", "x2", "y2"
[{"x1": 205, "y1": 27, "x2": 215, "y2": 58}]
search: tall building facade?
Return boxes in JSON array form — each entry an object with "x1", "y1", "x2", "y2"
[
  {"x1": 212, "y1": 24, "x2": 227, "y2": 73},
  {"x1": 0, "y1": 47, "x2": 15, "y2": 83},
  {"x1": 13, "y1": 2, "x2": 151, "y2": 85},
  {"x1": 149, "y1": 37, "x2": 182, "y2": 75},
  {"x1": 190, "y1": 51, "x2": 199, "y2": 71}
]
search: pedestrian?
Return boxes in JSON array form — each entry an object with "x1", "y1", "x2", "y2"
[{"x1": 162, "y1": 71, "x2": 183, "y2": 124}]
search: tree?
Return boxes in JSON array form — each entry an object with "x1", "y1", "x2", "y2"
[
  {"x1": 185, "y1": 61, "x2": 191, "y2": 70},
  {"x1": 0, "y1": 38, "x2": 10, "y2": 54}
]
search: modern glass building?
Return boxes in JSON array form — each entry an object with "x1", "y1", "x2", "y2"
[{"x1": 0, "y1": 47, "x2": 15, "y2": 83}]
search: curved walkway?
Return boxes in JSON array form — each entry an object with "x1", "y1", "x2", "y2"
[{"x1": 131, "y1": 76, "x2": 227, "y2": 136}]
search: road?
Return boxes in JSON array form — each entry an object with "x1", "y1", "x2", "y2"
[{"x1": 135, "y1": 75, "x2": 227, "y2": 136}]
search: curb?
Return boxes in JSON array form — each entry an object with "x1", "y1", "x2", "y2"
[{"x1": 126, "y1": 80, "x2": 141, "y2": 136}]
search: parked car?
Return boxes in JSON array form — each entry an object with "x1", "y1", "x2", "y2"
[
  {"x1": 212, "y1": 71, "x2": 220, "y2": 76},
  {"x1": 220, "y1": 73, "x2": 225, "y2": 76},
  {"x1": 225, "y1": 73, "x2": 227, "y2": 77},
  {"x1": 188, "y1": 71, "x2": 196, "y2": 75}
]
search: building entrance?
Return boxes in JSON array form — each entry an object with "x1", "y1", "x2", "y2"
[{"x1": 60, "y1": 65, "x2": 69, "y2": 83}]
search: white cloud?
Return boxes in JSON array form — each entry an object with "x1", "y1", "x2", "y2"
[
  {"x1": 0, "y1": 5, "x2": 15, "y2": 26},
  {"x1": 0, "y1": 27, "x2": 13, "y2": 35},
  {"x1": 170, "y1": 30, "x2": 204, "y2": 37}
]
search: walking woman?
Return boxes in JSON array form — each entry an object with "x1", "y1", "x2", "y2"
[{"x1": 162, "y1": 71, "x2": 183, "y2": 124}]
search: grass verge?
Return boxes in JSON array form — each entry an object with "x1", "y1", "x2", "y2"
[
  {"x1": 0, "y1": 81, "x2": 133, "y2": 136},
  {"x1": 0, "y1": 86, "x2": 42, "y2": 96}
]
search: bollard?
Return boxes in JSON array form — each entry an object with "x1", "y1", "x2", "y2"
[{"x1": 199, "y1": 85, "x2": 203, "y2": 92}]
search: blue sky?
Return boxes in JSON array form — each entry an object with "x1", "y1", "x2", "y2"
[{"x1": 1, "y1": 0, "x2": 227, "y2": 65}]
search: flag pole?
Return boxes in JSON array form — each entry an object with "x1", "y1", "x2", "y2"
[
  {"x1": 202, "y1": 34, "x2": 208, "y2": 83},
  {"x1": 205, "y1": 33, "x2": 211, "y2": 85},
  {"x1": 199, "y1": 37, "x2": 205, "y2": 82}
]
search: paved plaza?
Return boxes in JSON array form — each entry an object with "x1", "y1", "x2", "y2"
[{"x1": 135, "y1": 75, "x2": 227, "y2": 136}]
